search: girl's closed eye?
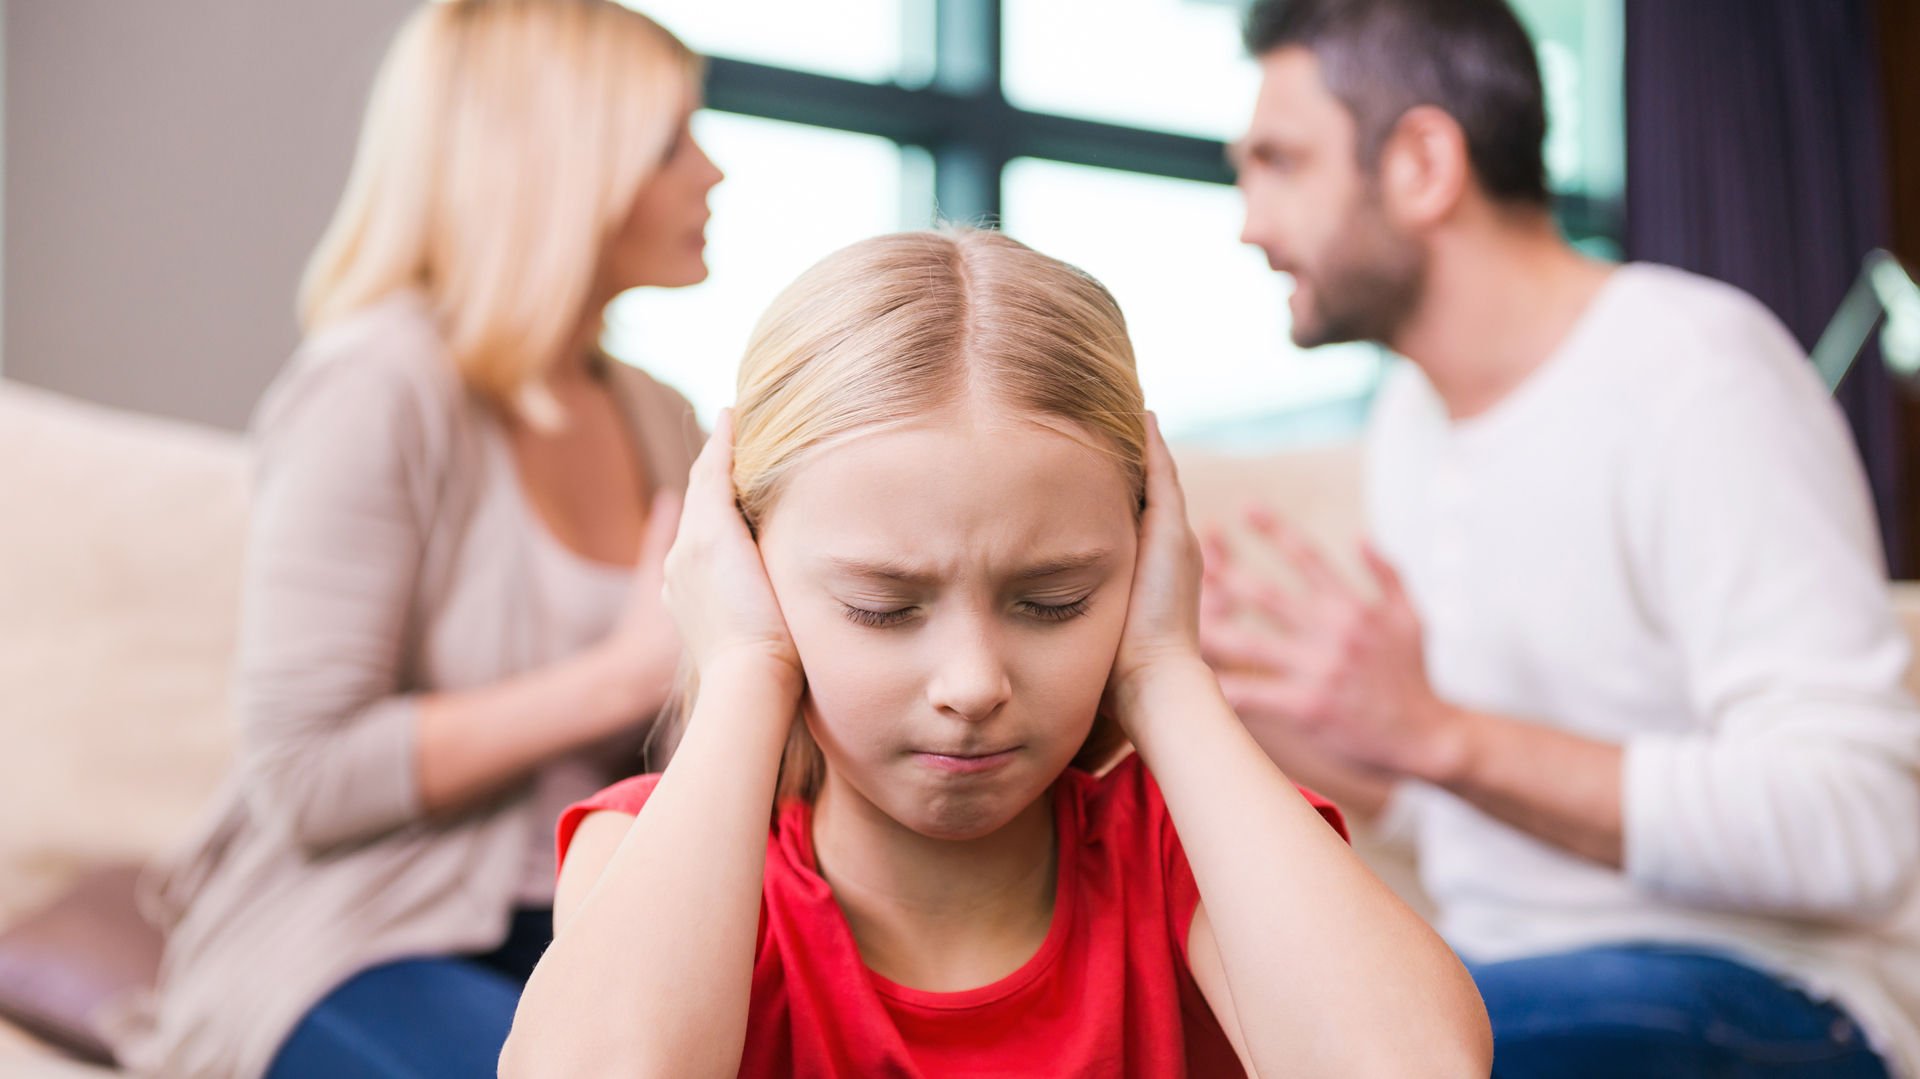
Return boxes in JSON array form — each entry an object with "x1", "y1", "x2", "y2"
[
  {"x1": 839, "y1": 597, "x2": 1093, "y2": 628},
  {"x1": 1018, "y1": 596, "x2": 1092, "y2": 623},
  {"x1": 841, "y1": 603, "x2": 919, "y2": 628}
]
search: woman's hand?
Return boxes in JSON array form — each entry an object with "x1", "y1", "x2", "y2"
[
  {"x1": 661, "y1": 409, "x2": 803, "y2": 687},
  {"x1": 1106, "y1": 413, "x2": 1211, "y2": 735},
  {"x1": 591, "y1": 487, "x2": 686, "y2": 724},
  {"x1": 416, "y1": 488, "x2": 684, "y2": 815}
]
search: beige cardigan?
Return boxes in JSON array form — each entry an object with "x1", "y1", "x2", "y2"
[{"x1": 114, "y1": 295, "x2": 703, "y2": 1079}]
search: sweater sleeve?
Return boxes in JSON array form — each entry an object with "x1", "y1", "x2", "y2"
[
  {"x1": 231, "y1": 340, "x2": 444, "y2": 855},
  {"x1": 1621, "y1": 351, "x2": 1920, "y2": 920}
]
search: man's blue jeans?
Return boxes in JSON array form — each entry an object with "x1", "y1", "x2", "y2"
[{"x1": 1467, "y1": 945, "x2": 1890, "y2": 1078}]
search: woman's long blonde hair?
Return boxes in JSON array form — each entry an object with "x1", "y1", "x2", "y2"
[
  {"x1": 658, "y1": 229, "x2": 1147, "y2": 801},
  {"x1": 299, "y1": 0, "x2": 700, "y2": 413}
]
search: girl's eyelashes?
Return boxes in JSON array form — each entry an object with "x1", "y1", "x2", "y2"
[
  {"x1": 841, "y1": 603, "x2": 917, "y2": 628},
  {"x1": 837, "y1": 596, "x2": 1093, "y2": 628},
  {"x1": 1017, "y1": 596, "x2": 1092, "y2": 623}
]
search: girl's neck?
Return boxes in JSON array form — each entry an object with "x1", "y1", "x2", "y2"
[{"x1": 810, "y1": 772, "x2": 1058, "y2": 993}]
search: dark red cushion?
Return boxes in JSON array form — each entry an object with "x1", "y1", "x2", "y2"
[{"x1": 0, "y1": 865, "x2": 163, "y2": 1065}]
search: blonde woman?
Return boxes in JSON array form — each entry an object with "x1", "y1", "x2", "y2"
[
  {"x1": 116, "y1": 3, "x2": 720, "y2": 1077},
  {"x1": 500, "y1": 231, "x2": 1492, "y2": 1078}
]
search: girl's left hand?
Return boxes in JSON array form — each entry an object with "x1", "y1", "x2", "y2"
[{"x1": 1107, "y1": 413, "x2": 1209, "y2": 729}]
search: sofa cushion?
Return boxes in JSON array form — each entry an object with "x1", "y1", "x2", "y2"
[
  {"x1": 0, "y1": 867, "x2": 160, "y2": 1065},
  {"x1": 0, "y1": 381, "x2": 246, "y2": 926}
]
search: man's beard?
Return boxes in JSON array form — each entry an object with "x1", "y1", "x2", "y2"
[{"x1": 1289, "y1": 189, "x2": 1426, "y2": 350}]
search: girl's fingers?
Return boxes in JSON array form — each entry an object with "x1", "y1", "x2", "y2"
[
  {"x1": 686, "y1": 408, "x2": 736, "y2": 506},
  {"x1": 1109, "y1": 411, "x2": 1207, "y2": 697},
  {"x1": 666, "y1": 410, "x2": 741, "y2": 597},
  {"x1": 676, "y1": 408, "x2": 757, "y2": 559},
  {"x1": 1142, "y1": 412, "x2": 1188, "y2": 524}
]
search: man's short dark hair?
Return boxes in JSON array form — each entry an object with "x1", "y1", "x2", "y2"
[{"x1": 1246, "y1": 0, "x2": 1550, "y2": 208}]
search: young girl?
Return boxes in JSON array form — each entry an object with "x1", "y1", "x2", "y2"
[{"x1": 500, "y1": 230, "x2": 1490, "y2": 1078}]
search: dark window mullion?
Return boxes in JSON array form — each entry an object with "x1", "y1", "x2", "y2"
[
  {"x1": 930, "y1": 0, "x2": 1004, "y2": 223},
  {"x1": 701, "y1": 58, "x2": 1235, "y2": 205}
]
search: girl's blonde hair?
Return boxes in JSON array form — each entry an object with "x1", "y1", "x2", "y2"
[
  {"x1": 659, "y1": 229, "x2": 1146, "y2": 801},
  {"x1": 299, "y1": 0, "x2": 700, "y2": 414}
]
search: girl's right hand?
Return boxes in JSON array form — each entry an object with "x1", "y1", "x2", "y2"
[
  {"x1": 595, "y1": 487, "x2": 687, "y2": 726},
  {"x1": 661, "y1": 409, "x2": 803, "y2": 686}
]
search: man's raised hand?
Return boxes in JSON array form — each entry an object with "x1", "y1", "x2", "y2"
[{"x1": 1199, "y1": 505, "x2": 1466, "y2": 784}]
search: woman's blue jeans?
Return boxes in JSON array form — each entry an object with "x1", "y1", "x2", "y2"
[
  {"x1": 1467, "y1": 944, "x2": 1890, "y2": 1078},
  {"x1": 264, "y1": 909, "x2": 551, "y2": 1079}
]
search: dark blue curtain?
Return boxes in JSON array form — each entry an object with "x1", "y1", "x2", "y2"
[{"x1": 1624, "y1": 0, "x2": 1901, "y2": 573}]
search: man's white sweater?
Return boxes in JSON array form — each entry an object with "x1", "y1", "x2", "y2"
[{"x1": 1368, "y1": 263, "x2": 1920, "y2": 1076}]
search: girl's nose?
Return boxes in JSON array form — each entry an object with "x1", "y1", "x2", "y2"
[{"x1": 924, "y1": 624, "x2": 1012, "y2": 724}]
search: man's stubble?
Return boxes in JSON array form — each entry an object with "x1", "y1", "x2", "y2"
[{"x1": 1289, "y1": 184, "x2": 1427, "y2": 350}]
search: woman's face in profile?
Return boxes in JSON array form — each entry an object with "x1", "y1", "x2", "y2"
[
  {"x1": 602, "y1": 115, "x2": 724, "y2": 292},
  {"x1": 757, "y1": 406, "x2": 1141, "y2": 840}
]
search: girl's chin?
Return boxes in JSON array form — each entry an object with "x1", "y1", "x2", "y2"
[
  {"x1": 885, "y1": 776, "x2": 1058, "y2": 842},
  {"x1": 901, "y1": 808, "x2": 1028, "y2": 843}
]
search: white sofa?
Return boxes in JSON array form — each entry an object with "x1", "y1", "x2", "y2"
[
  {"x1": 2, "y1": 381, "x2": 245, "y2": 1074},
  {"x1": 5, "y1": 376, "x2": 1920, "y2": 1071}
]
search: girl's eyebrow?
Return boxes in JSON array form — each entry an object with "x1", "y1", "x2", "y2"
[
  {"x1": 823, "y1": 549, "x2": 1113, "y2": 584},
  {"x1": 1015, "y1": 550, "x2": 1113, "y2": 579},
  {"x1": 824, "y1": 556, "x2": 938, "y2": 585}
]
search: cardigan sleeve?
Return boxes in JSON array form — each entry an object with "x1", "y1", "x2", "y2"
[
  {"x1": 1621, "y1": 343, "x2": 1920, "y2": 920},
  {"x1": 232, "y1": 331, "x2": 447, "y2": 855}
]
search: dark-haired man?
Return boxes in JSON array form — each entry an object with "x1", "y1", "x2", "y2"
[{"x1": 1204, "y1": 1, "x2": 1920, "y2": 1075}]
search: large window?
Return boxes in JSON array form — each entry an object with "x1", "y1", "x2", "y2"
[
  {"x1": 1511, "y1": 0, "x2": 1625, "y2": 257},
  {"x1": 634, "y1": 0, "x2": 905, "y2": 83},
  {"x1": 1002, "y1": 0, "x2": 1261, "y2": 141},
  {"x1": 607, "y1": 0, "x2": 1624, "y2": 447}
]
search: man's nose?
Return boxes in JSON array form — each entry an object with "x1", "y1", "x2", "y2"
[
  {"x1": 925, "y1": 621, "x2": 1012, "y2": 724},
  {"x1": 1239, "y1": 192, "x2": 1283, "y2": 268}
]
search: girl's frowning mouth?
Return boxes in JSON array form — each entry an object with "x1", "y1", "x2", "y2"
[{"x1": 912, "y1": 748, "x2": 1022, "y2": 774}]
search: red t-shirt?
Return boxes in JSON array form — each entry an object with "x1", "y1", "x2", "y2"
[{"x1": 557, "y1": 754, "x2": 1346, "y2": 1079}]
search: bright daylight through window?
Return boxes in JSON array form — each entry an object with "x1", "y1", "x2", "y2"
[{"x1": 608, "y1": 0, "x2": 1624, "y2": 448}]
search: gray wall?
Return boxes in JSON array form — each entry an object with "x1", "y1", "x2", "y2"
[{"x1": 6, "y1": 0, "x2": 417, "y2": 430}]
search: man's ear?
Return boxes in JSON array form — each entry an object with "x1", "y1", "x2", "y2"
[{"x1": 1377, "y1": 105, "x2": 1471, "y2": 230}]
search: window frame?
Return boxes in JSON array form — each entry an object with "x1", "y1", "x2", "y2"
[
  {"x1": 703, "y1": 0, "x2": 1231, "y2": 225},
  {"x1": 700, "y1": 0, "x2": 1622, "y2": 248}
]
